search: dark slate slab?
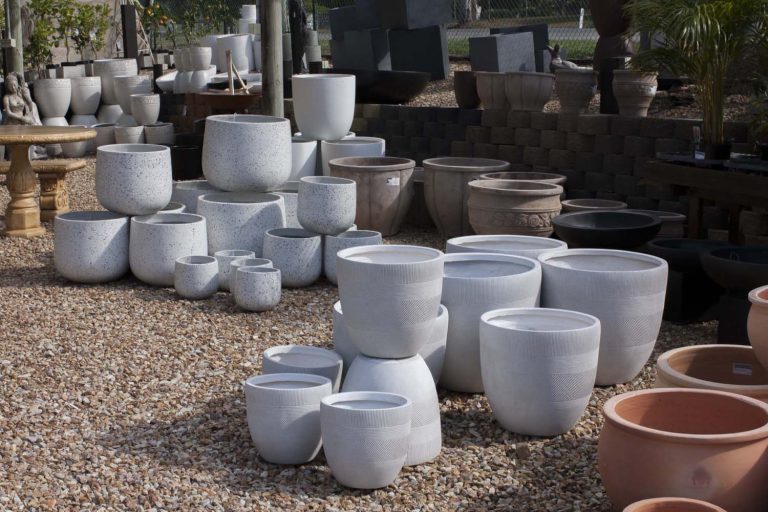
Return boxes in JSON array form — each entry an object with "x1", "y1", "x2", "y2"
[
  {"x1": 343, "y1": 28, "x2": 392, "y2": 71},
  {"x1": 381, "y1": 0, "x2": 453, "y2": 30},
  {"x1": 389, "y1": 25, "x2": 449, "y2": 81},
  {"x1": 330, "y1": 6, "x2": 358, "y2": 40},
  {"x1": 491, "y1": 23, "x2": 550, "y2": 72},
  {"x1": 356, "y1": 0, "x2": 383, "y2": 29},
  {"x1": 469, "y1": 33, "x2": 535, "y2": 73}
]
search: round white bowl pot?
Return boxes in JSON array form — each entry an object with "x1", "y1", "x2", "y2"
[
  {"x1": 446, "y1": 235, "x2": 568, "y2": 260},
  {"x1": 244, "y1": 373, "x2": 332, "y2": 465},
  {"x1": 129, "y1": 213, "x2": 208, "y2": 286},
  {"x1": 92, "y1": 123, "x2": 116, "y2": 149},
  {"x1": 70, "y1": 76, "x2": 102, "y2": 115},
  {"x1": 292, "y1": 74, "x2": 356, "y2": 141},
  {"x1": 202, "y1": 114, "x2": 292, "y2": 192},
  {"x1": 214, "y1": 249, "x2": 256, "y2": 291},
  {"x1": 230, "y1": 257, "x2": 273, "y2": 277},
  {"x1": 320, "y1": 137, "x2": 386, "y2": 176},
  {"x1": 324, "y1": 230, "x2": 383, "y2": 285},
  {"x1": 130, "y1": 93, "x2": 160, "y2": 126},
  {"x1": 336, "y1": 245, "x2": 444, "y2": 359},
  {"x1": 291, "y1": 137, "x2": 318, "y2": 181},
  {"x1": 171, "y1": 180, "x2": 218, "y2": 214},
  {"x1": 262, "y1": 228, "x2": 322, "y2": 288},
  {"x1": 263, "y1": 345, "x2": 344, "y2": 392},
  {"x1": 93, "y1": 58, "x2": 138, "y2": 105},
  {"x1": 54, "y1": 211, "x2": 130, "y2": 283},
  {"x1": 61, "y1": 125, "x2": 89, "y2": 158},
  {"x1": 343, "y1": 354, "x2": 441, "y2": 466},
  {"x1": 113, "y1": 74, "x2": 152, "y2": 114},
  {"x1": 174, "y1": 255, "x2": 219, "y2": 300},
  {"x1": 320, "y1": 391, "x2": 412, "y2": 489},
  {"x1": 97, "y1": 104, "x2": 123, "y2": 125},
  {"x1": 197, "y1": 192, "x2": 285, "y2": 256},
  {"x1": 480, "y1": 308, "x2": 601, "y2": 436},
  {"x1": 297, "y1": 176, "x2": 357, "y2": 235},
  {"x1": 232, "y1": 266, "x2": 282, "y2": 312},
  {"x1": 439, "y1": 252, "x2": 542, "y2": 393},
  {"x1": 114, "y1": 125, "x2": 145, "y2": 144},
  {"x1": 539, "y1": 249, "x2": 669, "y2": 386},
  {"x1": 96, "y1": 144, "x2": 172, "y2": 216},
  {"x1": 33, "y1": 78, "x2": 72, "y2": 118},
  {"x1": 144, "y1": 122, "x2": 175, "y2": 146}
]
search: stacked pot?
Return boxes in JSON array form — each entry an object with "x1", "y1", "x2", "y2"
[
  {"x1": 33, "y1": 78, "x2": 72, "y2": 156},
  {"x1": 93, "y1": 58, "x2": 138, "y2": 125},
  {"x1": 174, "y1": 46, "x2": 215, "y2": 94}
]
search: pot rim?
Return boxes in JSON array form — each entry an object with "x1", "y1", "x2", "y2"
[
  {"x1": 131, "y1": 213, "x2": 205, "y2": 226},
  {"x1": 214, "y1": 249, "x2": 256, "y2": 259},
  {"x1": 237, "y1": 266, "x2": 280, "y2": 276},
  {"x1": 538, "y1": 248, "x2": 667, "y2": 273},
  {"x1": 346, "y1": 353, "x2": 423, "y2": 367},
  {"x1": 443, "y1": 252, "x2": 540, "y2": 280},
  {"x1": 146, "y1": 122, "x2": 173, "y2": 128},
  {"x1": 624, "y1": 209, "x2": 686, "y2": 222},
  {"x1": 622, "y1": 497, "x2": 725, "y2": 512},
  {"x1": 505, "y1": 70, "x2": 556, "y2": 79},
  {"x1": 749, "y1": 284, "x2": 768, "y2": 306},
  {"x1": 175, "y1": 180, "x2": 214, "y2": 191},
  {"x1": 481, "y1": 307, "x2": 600, "y2": 333},
  {"x1": 327, "y1": 230, "x2": 381, "y2": 241},
  {"x1": 299, "y1": 176, "x2": 356, "y2": 187},
  {"x1": 337, "y1": 244, "x2": 443, "y2": 267},
  {"x1": 423, "y1": 157, "x2": 510, "y2": 173},
  {"x1": 244, "y1": 372, "x2": 332, "y2": 392},
  {"x1": 468, "y1": 178, "x2": 564, "y2": 196},
  {"x1": 328, "y1": 156, "x2": 415, "y2": 171},
  {"x1": 562, "y1": 198, "x2": 627, "y2": 209},
  {"x1": 265, "y1": 227, "x2": 321, "y2": 240},
  {"x1": 206, "y1": 113, "x2": 288, "y2": 125},
  {"x1": 321, "y1": 136, "x2": 384, "y2": 147},
  {"x1": 292, "y1": 73, "x2": 355, "y2": 80},
  {"x1": 334, "y1": 300, "x2": 447, "y2": 320},
  {"x1": 231, "y1": 257, "x2": 272, "y2": 268},
  {"x1": 480, "y1": 171, "x2": 566, "y2": 182},
  {"x1": 448, "y1": 234, "x2": 568, "y2": 252},
  {"x1": 175, "y1": 255, "x2": 217, "y2": 266},
  {"x1": 321, "y1": 391, "x2": 411, "y2": 411},
  {"x1": 55, "y1": 210, "x2": 128, "y2": 223},
  {"x1": 32, "y1": 78, "x2": 72, "y2": 86},
  {"x1": 553, "y1": 211, "x2": 662, "y2": 231},
  {"x1": 97, "y1": 143, "x2": 166, "y2": 155},
  {"x1": 198, "y1": 192, "x2": 282, "y2": 205}
]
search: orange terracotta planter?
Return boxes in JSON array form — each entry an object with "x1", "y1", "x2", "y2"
[
  {"x1": 623, "y1": 497, "x2": 726, "y2": 512},
  {"x1": 598, "y1": 388, "x2": 768, "y2": 512},
  {"x1": 748, "y1": 285, "x2": 768, "y2": 370}
]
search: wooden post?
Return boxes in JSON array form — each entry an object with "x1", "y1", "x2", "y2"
[
  {"x1": 261, "y1": 0, "x2": 284, "y2": 117},
  {"x1": 121, "y1": 4, "x2": 139, "y2": 64},
  {"x1": 7, "y1": 0, "x2": 23, "y2": 73}
]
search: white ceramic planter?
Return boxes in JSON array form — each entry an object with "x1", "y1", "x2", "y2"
[
  {"x1": 320, "y1": 391, "x2": 411, "y2": 489},
  {"x1": 130, "y1": 93, "x2": 160, "y2": 126},
  {"x1": 480, "y1": 308, "x2": 601, "y2": 435},
  {"x1": 270, "y1": 181, "x2": 300, "y2": 229},
  {"x1": 129, "y1": 213, "x2": 208, "y2": 286},
  {"x1": 446, "y1": 235, "x2": 568, "y2": 259},
  {"x1": 233, "y1": 267, "x2": 282, "y2": 311},
  {"x1": 171, "y1": 180, "x2": 218, "y2": 214},
  {"x1": 296, "y1": 131, "x2": 355, "y2": 140},
  {"x1": 343, "y1": 354, "x2": 441, "y2": 466},
  {"x1": 113, "y1": 74, "x2": 152, "y2": 114},
  {"x1": 440, "y1": 252, "x2": 542, "y2": 393},
  {"x1": 187, "y1": 46, "x2": 213, "y2": 70},
  {"x1": 262, "y1": 228, "x2": 322, "y2": 288},
  {"x1": 216, "y1": 34, "x2": 255, "y2": 73},
  {"x1": 244, "y1": 373, "x2": 332, "y2": 465},
  {"x1": 161, "y1": 202, "x2": 186, "y2": 213},
  {"x1": 539, "y1": 249, "x2": 668, "y2": 385},
  {"x1": 144, "y1": 123, "x2": 175, "y2": 146},
  {"x1": 336, "y1": 245, "x2": 444, "y2": 358},
  {"x1": 263, "y1": 345, "x2": 344, "y2": 392},
  {"x1": 320, "y1": 137, "x2": 386, "y2": 176},
  {"x1": 97, "y1": 104, "x2": 123, "y2": 125},
  {"x1": 292, "y1": 74, "x2": 356, "y2": 141},
  {"x1": 214, "y1": 249, "x2": 256, "y2": 291},
  {"x1": 174, "y1": 255, "x2": 219, "y2": 300},
  {"x1": 96, "y1": 144, "x2": 172, "y2": 215},
  {"x1": 291, "y1": 136, "x2": 318, "y2": 181},
  {"x1": 297, "y1": 176, "x2": 357, "y2": 235},
  {"x1": 70, "y1": 114, "x2": 98, "y2": 128},
  {"x1": 230, "y1": 257, "x2": 273, "y2": 276},
  {"x1": 324, "y1": 230, "x2": 383, "y2": 285},
  {"x1": 197, "y1": 192, "x2": 285, "y2": 256},
  {"x1": 92, "y1": 123, "x2": 116, "y2": 149},
  {"x1": 33, "y1": 78, "x2": 72, "y2": 118},
  {"x1": 187, "y1": 69, "x2": 211, "y2": 93},
  {"x1": 504, "y1": 71, "x2": 554, "y2": 112},
  {"x1": 114, "y1": 125, "x2": 145, "y2": 144},
  {"x1": 93, "y1": 58, "x2": 138, "y2": 104},
  {"x1": 61, "y1": 125, "x2": 89, "y2": 158},
  {"x1": 555, "y1": 68, "x2": 597, "y2": 114},
  {"x1": 70, "y1": 76, "x2": 101, "y2": 115},
  {"x1": 54, "y1": 211, "x2": 130, "y2": 283},
  {"x1": 42, "y1": 116, "x2": 68, "y2": 156},
  {"x1": 202, "y1": 114, "x2": 292, "y2": 192}
]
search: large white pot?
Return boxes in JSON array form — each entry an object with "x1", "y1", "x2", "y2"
[
  {"x1": 97, "y1": 104, "x2": 123, "y2": 125},
  {"x1": 343, "y1": 354, "x2": 441, "y2": 466},
  {"x1": 262, "y1": 228, "x2": 323, "y2": 288},
  {"x1": 187, "y1": 46, "x2": 213, "y2": 71},
  {"x1": 292, "y1": 74, "x2": 356, "y2": 141},
  {"x1": 216, "y1": 34, "x2": 255, "y2": 73},
  {"x1": 113, "y1": 75, "x2": 152, "y2": 114},
  {"x1": 336, "y1": 245, "x2": 444, "y2": 359},
  {"x1": 291, "y1": 136, "x2": 318, "y2": 181},
  {"x1": 262, "y1": 345, "x2": 344, "y2": 392},
  {"x1": 320, "y1": 137, "x2": 386, "y2": 176},
  {"x1": 297, "y1": 176, "x2": 357, "y2": 235},
  {"x1": 96, "y1": 144, "x2": 172, "y2": 216},
  {"x1": 202, "y1": 114, "x2": 292, "y2": 192},
  {"x1": 539, "y1": 249, "x2": 668, "y2": 385},
  {"x1": 54, "y1": 211, "x2": 130, "y2": 283},
  {"x1": 129, "y1": 213, "x2": 208, "y2": 286},
  {"x1": 196, "y1": 192, "x2": 285, "y2": 256},
  {"x1": 446, "y1": 235, "x2": 568, "y2": 259},
  {"x1": 70, "y1": 76, "x2": 101, "y2": 115},
  {"x1": 440, "y1": 252, "x2": 542, "y2": 393},
  {"x1": 93, "y1": 58, "x2": 138, "y2": 105},
  {"x1": 171, "y1": 180, "x2": 218, "y2": 214},
  {"x1": 245, "y1": 373, "x2": 332, "y2": 465},
  {"x1": 324, "y1": 230, "x2": 383, "y2": 285},
  {"x1": 480, "y1": 308, "x2": 601, "y2": 436},
  {"x1": 93, "y1": 123, "x2": 116, "y2": 148},
  {"x1": 144, "y1": 122, "x2": 175, "y2": 146},
  {"x1": 33, "y1": 78, "x2": 71, "y2": 118},
  {"x1": 130, "y1": 93, "x2": 160, "y2": 126}
]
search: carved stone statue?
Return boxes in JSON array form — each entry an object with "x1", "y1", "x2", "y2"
[{"x1": 3, "y1": 72, "x2": 47, "y2": 158}]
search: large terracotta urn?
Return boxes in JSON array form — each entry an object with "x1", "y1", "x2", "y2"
[
  {"x1": 613, "y1": 70, "x2": 658, "y2": 117},
  {"x1": 749, "y1": 284, "x2": 768, "y2": 369}
]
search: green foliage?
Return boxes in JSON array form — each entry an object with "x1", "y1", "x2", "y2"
[
  {"x1": 141, "y1": 0, "x2": 238, "y2": 50},
  {"x1": 71, "y1": 3, "x2": 111, "y2": 59},
  {"x1": 25, "y1": 0, "x2": 59, "y2": 71}
]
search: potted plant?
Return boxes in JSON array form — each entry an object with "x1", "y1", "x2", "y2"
[
  {"x1": 72, "y1": 3, "x2": 111, "y2": 63},
  {"x1": 24, "y1": 0, "x2": 59, "y2": 78}
]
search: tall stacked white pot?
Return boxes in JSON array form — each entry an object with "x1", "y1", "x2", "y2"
[
  {"x1": 93, "y1": 58, "x2": 137, "y2": 124},
  {"x1": 33, "y1": 78, "x2": 71, "y2": 156}
]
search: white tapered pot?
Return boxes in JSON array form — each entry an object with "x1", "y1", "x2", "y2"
[
  {"x1": 130, "y1": 93, "x2": 160, "y2": 126},
  {"x1": 187, "y1": 46, "x2": 213, "y2": 71},
  {"x1": 33, "y1": 78, "x2": 71, "y2": 118},
  {"x1": 291, "y1": 136, "x2": 318, "y2": 181},
  {"x1": 262, "y1": 345, "x2": 344, "y2": 392},
  {"x1": 174, "y1": 255, "x2": 219, "y2": 300},
  {"x1": 232, "y1": 266, "x2": 282, "y2": 312},
  {"x1": 92, "y1": 123, "x2": 116, "y2": 148},
  {"x1": 97, "y1": 104, "x2": 123, "y2": 125},
  {"x1": 262, "y1": 228, "x2": 322, "y2": 288},
  {"x1": 216, "y1": 34, "x2": 255, "y2": 73},
  {"x1": 144, "y1": 123, "x2": 175, "y2": 146},
  {"x1": 114, "y1": 125, "x2": 145, "y2": 144},
  {"x1": 214, "y1": 249, "x2": 255, "y2": 291},
  {"x1": 320, "y1": 137, "x2": 386, "y2": 176},
  {"x1": 70, "y1": 76, "x2": 101, "y2": 115},
  {"x1": 297, "y1": 176, "x2": 357, "y2": 235},
  {"x1": 292, "y1": 74, "x2": 356, "y2": 141},
  {"x1": 113, "y1": 74, "x2": 152, "y2": 114},
  {"x1": 93, "y1": 58, "x2": 137, "y2": 104},
  {"x1": 61, "y1": 125, "x2": 89, "y2": 158},
  {"x1": 323, "y1": 230, "x2": 383, "y2": 285}
]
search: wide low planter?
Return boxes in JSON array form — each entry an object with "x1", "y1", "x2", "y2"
[
  {"x1": 171, "y1": 180, "x2": 218, "y2": 214},
  {"x1": 623, "y1": 498, "x2": 726, "y2": 512},
  {"x1": 324, "y1": 230, "x2": 383, "y2": 285},
  {"x1": 552, "y1": 211, "x2": 661, "y2": 250},
  {"x1": 480, "y1": 308, "x2": 600, "y2": 435},
  {"x1": 540, "y1": 249, "x2": 668, "y2": 386},
  {"x1": 475, "y1": 71, "x2": 508, "y2": 110},
  {"x1": 598, "y1": 388, "x2": 768, "y2": 512},
  {"x1": 555, "y1": 69, "x2": 597, "y2": 114},
  {"x1": 262, "y1": 228, "x2": 322, "y2": 288},
  {"x1": 505, "y1": 71, "x2": 554, "y2": 112},
  {"x1": 297, "y1": 176, "x2": 357, "y2": 235},
  {"x1": 33, "y1": 78, "x2": 72, "y2": 118},
  {"x1": 93, "y1": 58, "x2": 138, "y2": 105},
  {"x1": 446, "y1": 234, "x2": 568, "y2": 259},
  {"x1": 70, "y1": 76, "x2": 101, "y2": 115},
  {"x1": 292, "y1": 74, "x2": 356, "y2": 141},
  {"x1": 749, "y1": 285, "x2": 768, "y2": 370},
  {"x1": 321, "y1": 137, "x2": 386, "y2": 176},
  {"x1": 613, "y1": 70, "x2": 658, "y2": 117},
  {"x1": 262, "y1": 345, "x2": 343, "y2": 392}
]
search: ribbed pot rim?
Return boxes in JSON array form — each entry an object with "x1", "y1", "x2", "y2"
[
  {"x1": 329, "y1": 156, "x2": 415, "y2": 171},
  {"x1": 98, "y1": 143, "x2": 167, "y2": 155},
  {"x1": 622, "y1": 497, "x2": 726, "y2": 512},
  {"x1": 423, "y1": 157, "x2": 510, "y2": 173},
  {"x1": 443, "y1": 252, "x2": 540, "y2": 281},
  {"x1": 469, "y1": 178, "x2": 563, "y2": 197},
  {"x1": 198, "y1": 192, "x2": 282, "y2": 205},
  {"x1": 749, "y1": 284, "x2": 768, "y2": 306},
  {"x1": 145, "y1": 122, "x2": 173, "y2": 129},
  {"x1": 130, "y1": 93, "x2": 159, "y2": 100},
  {"x1": 244, "y1": 372, "x2": 332, "y2": 392},
  {"x1": 56, "y1": 210, "x2": 127, "y2": 223},
  {"x1": 554, "y1": 211, "x2": 661, "y2": 231},
  {"x1": 131, "y1": 213, "x2": 205, "y2": 226},
  {"x1": 481, "y1": 307, "x2": 600, "y2": 333},
  {"x1": 322, "y1": 137, "x2": 384, "y2": 148},
  {"x1": 115, "y1": 126, "x2": 144, "y2": 134},
  {"x1": 71, "y1": 76, "x2": 101, "y2": 85},
  {"x1": 505, "y1": 71, "x2": 555, "y2": 79},
  {"x1": 321, "y1": 391, "x2": 411, "y2": 410},
  {"x1": 214, "y1": 249, "x2": 255, "y2": 258},
  {"x1": 337, "y1": 244, "x2": 443, "y2": 267},
  {"x1": 263, "y1": 345, "x2": 342, "y2": 369},
  {"x1": 539, "y1": 248, "x2": 667, "y2": 273},
  {"x1": 334, "y1": 300, "x2": 447, "y2": 320},
  {"x1": 562, "y1": 198, "x2": 627, "y2": 209},
  {"x1": 114, "y1": 74, "x2": 150, "y2": 84},
  {"x1": 176, "y1": 255, "x2": 217, "y2": 266},
  {"x1": 481, "y1": 171, "x2": 566, "y2": 183},
  {"x1": 34, "y1": 78, "x2": 71, "y2": 87},
  {"x1": 265, "y1": 227, "x2": 320, "y2": 240},
  {"x1": 206, "y1": 113, "x2": 287, "y2": 125},
  {"x1": 448, "y1": 234, "x2": 568, "y2": 252}
]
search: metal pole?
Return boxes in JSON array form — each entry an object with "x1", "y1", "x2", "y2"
[
  {"x1": 261, "y1": 0, "x2": 284, "y2": 117},
  {"x1": 7, "y1": 0, "x2": 23, "y2": 73}
]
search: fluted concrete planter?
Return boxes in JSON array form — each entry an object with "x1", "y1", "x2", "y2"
[
  {"x1": 613, "y1": 70, "x2": 658, "y2": 117},
  {"x1": 555, "y1": 69, "x2": 597, "y2": 114},
  {"x1": 475, "y1": 71, "x2": 508, "y2": 110},
  {"x1": 292, "y1": 74, "x2": 356, "y2": 141},
  {"x1": 70, "y1": 76, "x2": 101, "y2": 115},
  {"x1": 33, "y1": 78, "x2": 72, "y2": 118},
  {"x1": 505, "y1": 72, "x2": 554, "y2": 112},
  {"x1": 324, "y1": 230, "x2": 383, "y2": 285}
]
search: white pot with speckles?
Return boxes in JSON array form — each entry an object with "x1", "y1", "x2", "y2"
[
  {"x1": 292, "y1": 74, "x2": 356, "y2": 141},
  {"x1": 92, "y1": 123, "x2": 116, "y2": 149},
  {"x1": 297, "y1": 176, "x2": 357, "y2": 235},
  {"x1": 70, "y1": 76, "x2": 101, "y2": 115},
  {"x1": 262, "y1": 228, "x2": 322, "y2": 288},
  {"x1": 161, "y1": 202, "x2": 186, "y2": 213},
  {"x1": 114, "y1": 125, "x2": 145, "y2": 144},
  {"x1": 33, "y1": 78, "x2": 72, "y2": 118},
  {"x1": 113, "y1": 74, "x2": 152, "y2": 114},
  {"x1": 323, "y1": 230, "x2": 382, "y2": 285},
  {"x1": 320, "y1": 137, "x2": 385, "y2": 176},
  {"x1": 174, "y1": 255, "x2": 219, "y2": 300},
  {"x1": 130, "y1": 93, "x2": 160, "y2": 126},
  {"x1": 214, "y1": 249, "x2": 255, "y2": 291},
  {"x1": 262, "y1": 345, "x2": 344, "y2": 392},
  {"x1": 270, "y1": 181, "x2": 300, "y2": 228},
  {"x1": 171, "y1": 180, "x2": 218, "y2": 214},
  {"x1": 144, "y1": 122, "x2": 175, "y2": 146},
  {"x1": 232, "y1": 266, "x2": 282, "y2": 312},
  {"x1": 97, "y1": 104, "x2": 123, "y2": 125},
  {"x1": 93, "y1": 58, "x2": 137, "y2": 105}
]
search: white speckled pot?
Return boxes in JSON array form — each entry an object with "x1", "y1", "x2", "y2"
[
  {"x1": 114, "y1": 125, "x2": 145, "y2": 144},
  {"x1": 130, "y1": 93, "x2": 160, "y2": 125},
  {"x1": 96, "y1": 144, "x2": 172, "y2": 215},
  {"x1": 263, "y1": 345, "x2": 344, "y2": 392},
  {"x1": 202, "y1": 114, "x2": 292, "y2": 192},
  {"x1": 129, "y1": 213, "x2": 208, "y2": 286},
  {"x1": 320, "y1": 137, "x2": 386, "y2": 176},
  {"x1": 93, "y1": 123, "x2": 116, "y2": 148},
  {"x1": 42, "y1": 117, "x2": 68, "y2": 157},
  {"x1": 54, "y1": 211, "x2": 130, "y2": 283},
  {"x1": 70, "y1": 76, "x2": 101, "y2": 115},
  {"x1": 171, "y1": 180, "x2": 218, "y2": 214},
  {"x1": 33, "y1": 78, "x2": 72, "y2": 118},
  {"x1": 187, "y1": 46, "x2": 213, "y2": 70},
  {"x1": 297, "y1": 176, "x2": 357, "y2": 235},
  {"x1": 262, "y1": 228, "x2": 322, "y2": 288},
  {"x1": 144, "y1": 122, "x2": 175, "y2": 146},
  {"x1": 197, "y1": 192, "x2": 285, "y2": 256},
  {"x1": 291, "y1": 136, "x2": 318, "y2": 181},
  {"x1": 214, "y1": 249, "x2": 256, "y2": 291},
  {"x1": 61, "y1": 125, "x2": 89, "y2": 158},
  {"x1": 292, "y1": 74, "x2": 356, "y2": 141},
  {"x1": 323, "y1": 230, "x2": 382, "y2": 285},
  {"x1": 295, "y1": 131, "x2": 355, "y2": 140},
  {"x1": 174, "y1": 255, "x2": 219, "y2": 300},
  {"x1": 446, "y1": 235, "x2": 568, "y2": 259},
  {"x1": 113, "y1": 75, "x2": 152, "y2": 114},
  {"x1": 555, "y1": 68, "x2": 597, "y2": 114},
  {"x1": 271, "y1": 181, "x2": 300, "y2": 229},
  {"x1": 232, "y1": 266, "x2": 282, "y2": 311},
  {"x1": 229, "y1": 257, "x2": 273, "y2": 277},
  {"x1": 93, "y1": 58, "x2": 138, "y2": 105},
  {"x1": 161, "y1": 202, "x2": 186, "y2": 213},
  {"x1": 97, "y1": 104, "x2": 123, "y2": 125}
]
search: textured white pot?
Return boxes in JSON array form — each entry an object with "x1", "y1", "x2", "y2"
[
  {"x1": 114, "y1": 125, "x2": 145, "y2": 144},
  {"x1": 446, "y1": 235, "x2": 568, "y2": 259},
  {"x1": 480, "y1": 307, "x2": 601, "y2": 435},
  {"x1": 297, "y1": 176, "x2": 357, "y2": 235},
  {"x1": 230, "y1": 257, "x2": 273, "y2": 277},
  {"x1": 292, "y1": 74, "x2": 356, "y2": 141},
  {"x1": 144, "y1": 123, "x2": 175, "y2": 146},
  {"x1": 232, "y1": 267, "x2": 282, "y2": 312},
  {"x1": 171, "y1": 180, "x2": 218, "y2": 214},
  {"x1": 70, "y1": 76, "x2": 101, "y2": 115},
  {"x1": 61, "y1": 125, "x2": 89, "y2": 158},
  {"x1": 33, "y1": 78, "x2": 72, "y2": 118},
  {"x1": 197, "y1": 192, "x2": 285, "y2": 256},
  {"x1": 216, "y1": 34, "x2": 255, "y2": 73},
  {"x1": 291, "y1": 136, "x2": 318, "y2": 181},
  {"x1": 129, "y1": 213, "x2": 208, "y2": 286},
  {"x1": 263, "y1": 345, "x2": 344, "y2": 392},
  {"x1": 539, "y1": 249, "x2": 668, "y2": 385},
  {"x1": 202, "y1": 114, "x2": 292, "y2": 192},
  {"x1": 97, "y1": 104, "x2": 123, "y2": 125},
  {"x1": 187, "y1": 46, "x2": 212, "y2": 71},
  {"x1": 113, "y1": 74, "x2": 152, "y2": 114},
  {"x1": 270, "y1": 181, "x2": 300, "y2": 229},
  {"x1": 262, "y1": 228, "x2": 322, "y2": 288},
  {"x1": 161, "y1": 202, "x2": 186, "y2": 213},
  {"x1": 324, "y1": 230, "x2": 383, "y2": 285},
  {"x1": 93, "y1": 123, "x2": 116, "y2": 149},
  {"x1": 343, "y1": 354, "x2": 441, "y2": 466},
  {"x1": 336, "y1": 245, "x2": 444, "y2": 358},
  {"x1": 93, "y1": 58, "x2": 137, "y2": 104},
  {"x1": 130, "y1": 93, "x2": 160, "y2": 126},
  {"x1": 440, "y1": 252, "x2": 542, "y2": 393},
  {"x1": 320, "y1": 391, "x2": 411, "y2": 489},
  {"x1": 54, "y1": 211, "x2": 130, "y2": 283},
  {"x1": 96, "y1": 144, "x2": 172, "y2": 215},
  {"x1": 244, "y1": 373, "x2": 332, "y2": 465},
  {"x1": 214, "y1": 249, "x2": 256, "y2": 291},
  {"x1": 320, "y1": 137, "x2": 386, "y2": 176},
  {"x1": 174, "y1": 255, "x2": 219, "y2": 300}
]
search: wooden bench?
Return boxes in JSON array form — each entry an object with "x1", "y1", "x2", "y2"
[{"x1": 0, "y1": 159, "x2": 87, "y2": 221}]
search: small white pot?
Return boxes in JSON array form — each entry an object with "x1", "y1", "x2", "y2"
[
  {"x1": 297, "y1": 176, "x2": 357, "y2": 235},
  {"x1": 214, "y1": 249, "x2": 256, "y2": 291},
  {"x1": 129, "y1": 213, "x2": 208, "y2": 286},
  {"x1": 320, "y1": 391, "x2": 411, "y2": 489},
  {"x1": 244, "y1": 373, "x2": 332, "y2": 465},
  {"x1": 70, "y1": 76, "x2": 101, "y2": 115},
  {"x1": 93, "y1": 123, "x2": 116, "y2": 149},
  {"x1": 70, "y1": 114, "x2": 99, "y2": 127},
  {"x1": 130, "y1": 93, "x2": 160, "y2": 126},
  {"x1": 232, "y1": 266, "x2": 282, "y2": 312},
  {"x1": 292, "y1": 74, "x2": 356, "y2": 141},
  {"x1": 320, "y1": 137, "x2": 386, "y2": 176},
  {"x1": 216, "y1": 34, "x2": 255, "y2": 73},
  {"x1": 93, "y1": 58, "x2": 138, "y2": 104},
  {"x1": 33, "y1": 78, "x2": 72, "y2": 118},
  {"x1": 61, "y1": 125, "x2": 89, "y2": 158},
  {"x1": 187, "y1": 46, "x2": 213, "y2": 71},
  {"x1": 96, "y1": 144, "x2": 171, "y2": 215},
  {"x1": 171, "y1": 180, "x2": 218, "y2": 214},
  {"x1": 113, "y1": 74, "x2": 152, "y2": 114},
  {"x1": 161, "y1": 202, "x2": 186, "y2": 213},
  {"x1": 174, "y1": 255, "x2": 219, "y2": 300},
  {"x1": 324, "y1": 230, "x2": 383, "y2": 285},
  {"x1": 480, "y1": 308, "x2": 601, "y2": 436},
  {"x1": 144, "y1": 123, "x2": 175, "y2": 146},
  {"x1": 262, "y1": 345, "x2": 344, "y2": 392},
  {"x1": 262, "y1": 228, "x2": 322, "y2": 288},
  {"x1": 291, "y1": 136, "x2": 318, "y2": 181},
  {"x1": 114, "y1": 125, "x2": 145, "y2": 144},
  {"x1": 343, "y1": 354, "x2": 441, "y2": 466},
  {"x1": 446, "y1": 235, "x2": 568, "y2": 259},
  {"x1": 229, "y1": 257, "x2": 273, "y2": 276},
  {"x1": 97, "y1": 104, "x2": 123, "y2": 125},
  {"x1": 555, "y1": 68, "x2": 597, "y2": 114},
  {"x1": 54, "y1": 211, "x2": 130, "y2": 283}
]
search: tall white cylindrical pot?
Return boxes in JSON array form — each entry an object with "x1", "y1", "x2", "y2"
[
  {"x1": 171, "y1": 180, "x2": 218, "y2": 214},
  {"x1": 34, "y1": 78, "x2": 72, "y2": 118},
  {"x1": 262, "y1": 228, "x2": 322, "y2": 288},
  {"x1": 446, "y1": 235, "x2": 568, "y2": 260},
  {"x1": 70, "y1": 76, "x2": 101, "y2": 115},
  {"x1": 297, "y1": 176, "x2": 357, "y2": 235},
  {"x1": 262, "y1": 345, "x2": 344, "y2": 392},
  {"x1": 93, "y1": 58, "x2": 138, "y2": 104},
  {"x1": 291, "y1": 136, "x2": 318, "y2": 181},
  {"x1": 113, "y1": 74, "x2": 152, "y2": 114},
  {"x1": 292, "y1": 74, "x2": 356, "y2": 141},
  {"x1": 216, "y1": 34, "x2": 255, "y2": 73},
  {"x1": 324, "y1": 230, "x2": 383, "y2": 285},
  {"x1": 320, "y1": 137, "x2": 386, "y2": 176}
]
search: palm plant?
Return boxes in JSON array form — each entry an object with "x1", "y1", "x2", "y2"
[{"x1": 626, "y1": 0, "x2": 768, "y2": 148}]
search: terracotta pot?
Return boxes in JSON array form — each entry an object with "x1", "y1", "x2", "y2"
[
  {"x1": 480, "y1": 171, "x2": 567, "y2": 187},
  {"x1": 589, "y1": 0, "x2": 631, "y2": 37},
  {"x1": 598, "y1": 388, "x2": 768, "y2": 512},
  {"x1": 504, "y1": 72, "x2": 554, "y2": 112},
  {"x1": 468, "y1": 179, "x2": 563, "y2": 237},
  {"x1": 613, "y1": 70, "x2": 658, "y2": 117},
  {"x1": 749, "y1": 285, "x2": 768, "y2": 370},
  {"x1": 454, "y1": 70, "x2": 480, "y2": 109},
  {"x1": 475, "y1": 71, "x2": 508, "y2": 110},
  {"x1": 656, "y1": 344, "x2": 768, "y2": 403},
  {"x1": 562, "y1": 198, "x2": 627, "y2": 213},
  {"x1": 623, "y1": 498, "x2": 726, "y2": 512},
  {"x1": 555, "y1": 69, "x2": 597, "y2": 114}
]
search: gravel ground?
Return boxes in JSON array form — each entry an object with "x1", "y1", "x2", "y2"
[{"x1": 0, "y1": 161, "x2": 718, "y2": 511}]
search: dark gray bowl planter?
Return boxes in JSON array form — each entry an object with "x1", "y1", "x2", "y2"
[{"x1": 553, "y1": 211, "x2": 661, "y2": 249}]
